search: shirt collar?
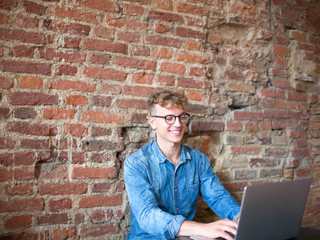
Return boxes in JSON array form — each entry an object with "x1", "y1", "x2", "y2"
[{"x1": 152, "y1": 140, "x2": 191, "y2": 164}]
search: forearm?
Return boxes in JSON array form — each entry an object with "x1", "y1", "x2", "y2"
[{"x1": 176, "y1": 220, "x2": 205, "y2": 237}]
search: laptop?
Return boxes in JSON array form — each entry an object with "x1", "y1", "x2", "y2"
[{"x1": 189, "y1": 178, "x2": 311, "y2": 240}]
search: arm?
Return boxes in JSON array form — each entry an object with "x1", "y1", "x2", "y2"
[
  {"x1": 199, "y1": 155, "x2": 241, "y2": 221},
  {"x1": 124, "y1": 155, "x2": 185, "y2": 238}
]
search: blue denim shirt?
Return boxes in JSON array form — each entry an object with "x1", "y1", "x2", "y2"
[{"x1": 124, "y1": 140, "x2": 240, "y2": 239}]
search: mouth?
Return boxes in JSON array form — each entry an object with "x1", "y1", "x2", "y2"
[{"x1": 169, "y1": 129, "x2": 183, "y2": 136}]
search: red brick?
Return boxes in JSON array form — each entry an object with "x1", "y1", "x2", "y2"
[
  {"x1": 58, "y1": 37, "x2": 81, "y2": 49},
  {"x1": 66, "y1": 95, "x2": 88, "y2": 106},
  {"x1": 132, "y1": 73, "x2": 153, "y2": 84},
  {"x1": 72, "y1": 167, "x2": 118, "y2": 179},
  {"x1": 175, "y1": 27, "x2": 206, "y2": 40},
  {"x1": 114, "y1": 57, "x2": 156, "y2": 70},
  {"x1": 39, "y1": 182, "x2": 87, "y2": 195},
  {"x1": 191, "y1": 121, "x2": 224, "y2": 132},
  {"x1": 93, "y1": 27, "x2": 115, "y2": 39},
  {"x1": 80, "y1": 224, "x2": 120, "y2": 237},
  {"x1": 290, "y1": 30, "x2": 307, "y2": 41},
  {"x1": 49, "y1": 198, "x2": 72, "y2": 212},
  {"x1": 145, "y1": 35, "x2": 182, "y2": 48},
  {"x1": 245, "y1": 122, "x2": 258, "y2": 132},
  {"x1": 273, "y1": 45, "x2": 289, "y2": 56},
  {"x1": 8, "y1": 122, "x2": 53, "y2": 136},
  {"x1": 39, "y1": 48, "x2": 86, "y2": 63},
  {"x1": 125, "y1": 19, "x2": 147, "y2": 30},
  {"x1": 185, "y1": 40, "x2": 201, "y2": 51},
  {"x1": 0, "y1": 76, "x2": 14, "y2": 89},
  {"x1": 92, "y1": 96, "x2": 112, "y2": 107},
  {"x1": 155, "y1": 23, "x2": 170, "y2": 33},
  {"x1": 18, "y1": 76, "x2": 43, "y2": 89},
  {"x1": 79, "y1": 195, "x2": 122, "y2": 208},
  {"x1": 0, "y1": 0, "x2": 18, "y2": 10},
  {"x1": 231, "y1": 146, "x2": 261, "y2": 155},
  {"x1": 148, "y1": 10, "x2": 183, "y2": 22},
  {"x1": 56, "y1": 64, "x2": 78, "y2": 76},
  {"x1": 106, "y1": 17, "x2": 124, "y2": 27},
  {"x1": 4, "y1": 215, "x2": 32, "y2": 229},
  {"x1": 287, "y1": 91, "x2": 307, "y2": 101},
  {"x1": 43, "y1": 19, "x2": 90, "y2": 36},
  {"x1": 154, "y1": 47, "x2": 173, "y2": 59},
  {"x1": 43, "y1": 108, "x2": 75, "y2": 119},
  {"x1": 0, "y1": 28, "x2": 46, "y2": 44},
  {"x1": 234, "y1": 111, "x2": 263, "y2": 121},
  {"x1": 0, "y1": 198, "x2": 44, "y2": 212},
  {"x1": 52, "y1": 6, "x2": 99, "y2": 24},
  {"x1": 15, "y1": 14, "x2": 39, "y2": 28},
  {"x1": 226, "y1": 82, "x2": 255, "y2": 94},
  {"x1": 90, "y1": 54, "x2": 110, "y2": 64},
  {"x1": 20, "y1": 139, "x2": 49, "y2": 149},
  {"x1": 123, "y1": 86, "x2": 158, "y2": 97},
  {"x1": 133, "y1": 45, "x2": 150, "y2": 56},
  {"x1": 157, "y1": 75, "x2": 175, "y2": 86},
  {"x1": 65, "y1": 124, "x2": 88, "y2": 137},
  {"x1": 160, "y1": 62, "x2": 185, "y2": 74},
  {"x1": 178, "y1": 78, "x2": 210, "y2": 89},
  {"x1": 257, "y1": 88, "x2": 277, "y2": 98},
  {"x1": 0, "y1": 60, "x2": 51, "y2": 75},
  {"x1": 0, "y1": 13, "x2": 9, "y2": 25},
  {"x1": 9, "y1": 92, "x2": 58, "y2": 105},
  {"x1": 50, "y1": 79, "x2": 96, "y2": 92},
  {"x1": 0, "y1": 152, "x2": 35, "y2": 166},
  {"x1": 175, "y1": 52, "x2": 202, "y2": 63},
  {"x1": 226, "y1": 121, "x2": 242, "y2": 131},
  {"x1": 276, "y1": 100, "x2": 300, "y2": 110},
  {"x1": 92, "y1": 183, "x2": 111, "y2": 192},
  {"x1": 0, "y1": 168, "x2": 11, "y2": 181},
  {"x1": 155, "y1": 0, "x2": 173, "y2": 10},
  {"x1": 84, "y1": 67, "x2": 127, "y2": 81},
  {"x1": 123, "y1": 4, "x2": 144, "y2": 15},
  {"x1": 176, "y1": 2, "x2": 207, "y2": 15},
  {"x1": 53, "y1": 227, "x2": 76, "y2": 240},
  {"x1": 24, "y1": 1, "x2": 47, "y2": 15},
  {"x1": 118, "y1": 31, "x2": 140, "y2": 42},
  {"x1": 77, "y1": 0, "x2": 120, "y2": 12},
  {"x1": 0, "y1": 107, "x2": 9, "y2": 118},
  {"x1": 101, "y1": 83, "x2": 122, "y2": 94},
  {"x1": 37, "y1": 213, "x2": 68, "y2": 225},
  {"x1": 37, "y1": 164, "x2": 68, "y2": 180},
  {"x1": 11, "y1": 45, "x2": 35, "y2": 57},
  {"x1": 85, "y1": 39, "x2": 128, "y2": 53},
  {"x1": 271, "y1": 120, "x2": 301, "y2": 129},
  {"x1": 117, "y1": 98, "x2": 148, "y2": 110},
  {"x1": 81, "y1": 111, "x2": 124, "y2": 124},
  {"x1": 6, "y1": 182, "x2": 34, "y2": 196}
]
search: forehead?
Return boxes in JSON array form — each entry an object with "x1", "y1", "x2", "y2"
[{"x1": 153, "y1": 104, "x2": 185, "y2": 115}]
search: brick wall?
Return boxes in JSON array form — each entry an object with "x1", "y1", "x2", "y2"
[{"x1": 0, "y1": 0, "x2": 319, "y2": 238}]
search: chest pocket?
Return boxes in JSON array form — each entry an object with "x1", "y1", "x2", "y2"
[{"x1": 187, "y1": 183, "x2": 199, "y2": 209}]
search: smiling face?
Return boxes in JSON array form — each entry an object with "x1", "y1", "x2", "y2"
[{"x1": 148, "y1": 104, "x2": 187, "y2": 147}]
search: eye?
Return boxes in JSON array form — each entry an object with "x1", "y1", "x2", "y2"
[{"x1": 165, "y1": 115, "x2": 175, "y2": 121}]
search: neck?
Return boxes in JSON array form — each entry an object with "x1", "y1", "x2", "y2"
[{"x1": 156, "y1": 139, "x2": 181, "y2": 165}]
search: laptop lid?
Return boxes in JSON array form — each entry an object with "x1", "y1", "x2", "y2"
[{"x1": 235, "y1": 178, "x2": 311, "y2": 240}]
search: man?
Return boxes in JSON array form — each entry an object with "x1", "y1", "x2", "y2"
[{"x1": 124, "y1": 90, "x2": 240, "y2": 239}]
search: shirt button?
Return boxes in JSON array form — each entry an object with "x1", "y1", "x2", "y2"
[{"x1": 174, "y1": 188, "x2": 177, "y2": 191}]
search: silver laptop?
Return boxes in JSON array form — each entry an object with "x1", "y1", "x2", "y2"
[
  {"x1": 186, "y1": 178, "x2": 311, "y2": 240},
  {"x1": 235, "y1": 178, "x2": 311, "y2": 240}
]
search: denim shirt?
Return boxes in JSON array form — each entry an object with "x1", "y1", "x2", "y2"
[{"x1": 124, "y1": 140, "x2": 240, "y2": 239}]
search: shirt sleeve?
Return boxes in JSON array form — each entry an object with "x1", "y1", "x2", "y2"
[
  {"x1": 124, "y1": 155, "x2": 186, "y2": 239},
  {"x1": 199, "y1": 154, "x2": 241, "y2": 221}
]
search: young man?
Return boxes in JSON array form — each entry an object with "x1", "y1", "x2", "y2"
[{"x1": 124, "y1": 90, "x2": 240, "y2": 240}]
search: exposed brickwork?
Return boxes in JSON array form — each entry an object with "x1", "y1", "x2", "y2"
[{"x1": 0, "y1": 0, "x2": 319, "y2": 238}]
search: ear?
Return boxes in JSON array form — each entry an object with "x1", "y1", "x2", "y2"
[{"x1": 148, "y1": 116, "x2": 157, "y2": 130}]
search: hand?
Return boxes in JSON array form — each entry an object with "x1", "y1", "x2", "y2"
[
  {"x1": 198, "y1": 219, "x2": 238, "y2": 240},
  {"x1": 178, "y1": 219, "x2": 238, "y2": 240}
]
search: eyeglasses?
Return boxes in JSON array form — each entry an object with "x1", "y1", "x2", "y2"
[{"x1": 151, "y1": 113, "x2": 190, "y2": 125}]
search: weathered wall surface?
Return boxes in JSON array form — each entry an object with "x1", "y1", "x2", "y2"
[{"x1": 0, "y1": 0, "x2": 319, "y2": 239}]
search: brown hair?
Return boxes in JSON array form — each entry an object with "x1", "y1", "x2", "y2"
[{"x1": 148, "y1": 90, "x2": 187, "y2": 114}]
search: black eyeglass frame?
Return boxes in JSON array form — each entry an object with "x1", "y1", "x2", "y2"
[{"x1": 151, "y1": 113, "x2": 190, "y2": 125}]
